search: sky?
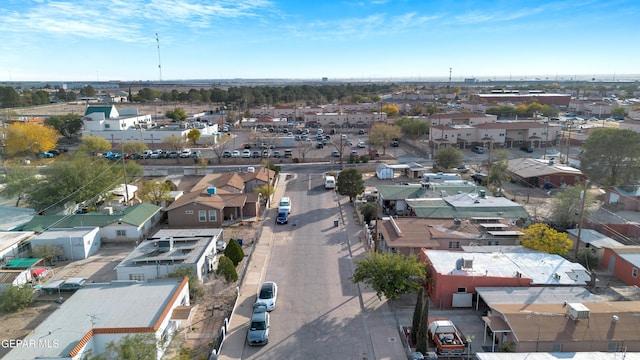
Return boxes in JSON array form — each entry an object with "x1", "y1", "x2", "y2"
[{"x1": 1, "y1": 0, "x2": 639, "y2": 82}]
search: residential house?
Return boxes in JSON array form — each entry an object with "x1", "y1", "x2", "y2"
[
  {"x1": 0, "y1": 206, "x2": 36, "y2": 231},
  {"x1": 0, "y1": 231, "x2": 35, "y2": 263},
  {"x1": 0, "y1": 258, "x2": 45, "y2": 293},
  {"x1": 115, "y1": 228, "x2": 222, "y2": 282},
  {"x1": 601, "y1": 246, "x2": 640, "y2": 286},
  {"x1": 165, "y1": 170, "x2": 274, "y2": 228},
  {"x1": 420, "y1": 247, "x2": 590, "y2": 308},
  {"x1": 605, "y1": 185, "x2": 640, "y2": 210},
  {"x1": 506, "y1": 157, "x2": 586, "y2": 189},
  {"x1": 473, "y1": 92, "x2": 571, "y2": 106},
  {"x1": 29, "y1": 227, "x2": 101, "y2": 261},
  {"x1": 5, "y1": 278, "x2": 191, "y2": 360},
  {"x1": 19, "y1": 202, "x2": 163, "y2": 244},
  {"x1": 566, "y1": 228, "x2": 623, "y2": 265},
  {"x1": 378, "y1": 217, "x2": 523, "y2": 256}
]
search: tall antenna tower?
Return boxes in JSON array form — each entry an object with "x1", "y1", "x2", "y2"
[
  {"x1": 156, "y1": 33, "x2": 163, "y2": 83},
  {"x1": 448, "y1": 67, "x2": 452, "y2": 88}
]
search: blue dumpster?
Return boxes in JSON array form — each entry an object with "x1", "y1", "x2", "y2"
[
  {"x1": 237, "y1": 239, "x2": 243, "y2": 246},
  {"x1": 333, "y1": 219, "x2": 339, "y2": 227}
]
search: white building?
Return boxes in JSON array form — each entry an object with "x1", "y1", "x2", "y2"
[
  {"x1": 5, "y1": 278, "x2": 191, "y2": 360},
  {"x1": 115, "y1": 228, "x2": 223, "y2": 282},
  {"x1": 29, "y1": 227, "x2": 101, "y2": 261}
]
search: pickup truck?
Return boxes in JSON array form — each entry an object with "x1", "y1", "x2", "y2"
[{"x1": 428, "y1": 319, "x2": 466, "y2": 356}]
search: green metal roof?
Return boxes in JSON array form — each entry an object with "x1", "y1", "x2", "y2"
[
  {"x1": 84, "y1": 105, "x2": 114, "y2": 117},
  {"x1": 19, "y1": 203, "x2": 161, "y2": 232},
  {"x1": 1, "y1": 258, "x2": 43, "y2": 269},
  {"x1": 409, "y1": 198, "x2": 529, "y2": 219}
]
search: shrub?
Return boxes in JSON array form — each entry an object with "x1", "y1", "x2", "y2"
[
  {"x1": 217, "y1": 256, "x2": 238, "y2": 283},
  {"x1": 224, "y1": 238, "x2": 245, "y2": 266},
  {"x1": 360, "y1": 155, "x2": 370, "y2": 163},
  {"x1": 0, "y1": 286, "x2": 34, "y2": 312}
]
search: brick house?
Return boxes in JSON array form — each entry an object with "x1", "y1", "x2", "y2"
[{"x1": 601, "y1": 246, "x2": 640, "y2": 286}]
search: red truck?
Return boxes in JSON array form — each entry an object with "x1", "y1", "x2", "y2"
[{"x1": 427, "y1": 319, "x2": 466, "y2": 356}]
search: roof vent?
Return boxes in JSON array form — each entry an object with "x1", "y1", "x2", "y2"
[
  {"x1": 206, "y1": 186, "x2": 217, "y2": 195},
  {"x1": 567, "y1": 303, "x2": 590, "y2": 320},
  {"x1": 453, "y1": 218, "x2": 461, "y2": 226},
  {"x1": 479, "y1": 190, "x2": 486, "y2": 198},
  {"x1": 462, "y1": 258, "x2": 473, "y2": 270}
]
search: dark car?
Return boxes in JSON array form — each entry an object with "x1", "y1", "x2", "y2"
[
  {"x1": 471, "y1": 173, "x2": 487, "y2": 184},
  {"x1": 276, "y1": 210, "x2": 288, "y2": 224},
  {"x1": 520, "y1": 146, "x2": 534, "y2": 153},
  {"x1": 390, "y1": 140, "x2": 399, "y2": 147}
]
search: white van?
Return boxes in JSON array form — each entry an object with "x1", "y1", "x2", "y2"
[
  {"x1": 278, "y1": 196, "x2": 292, "y2": 214},
  {"x1": 325, "y1": 175, "x2": 336, "y2": 189},
  {"x1": 421, "y1": 172, "x2": 462, "y2": 183}
]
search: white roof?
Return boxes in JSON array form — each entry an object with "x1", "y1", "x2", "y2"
[
  {"x1": 476, "y1": 286, "x2": 603, "y2": 306},
  {"x1": 5, "y1": 279, "x2": 186, "y2": 359},
  {"x1": 477, "y1": 353, "x2": 640, "y2": 360},
  {"x1": 566, "y1": 228, "x2": 624, "y2": 248},
  {"x1": 425, "y1": 249, "x2": 590, "y2": 285}
]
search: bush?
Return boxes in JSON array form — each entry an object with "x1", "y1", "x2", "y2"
[
  {"x1": 217, "y1": 256, "x2": 238, "y2": 283},
  {"x1": 360, "y1": 155, "x2": 370, "y2": 163},
  {"x1": 293, "y1": 158, "x2": 300, "y2": 163},
  {"x1": 166, "y1": 266, "x2": 204, "y2": 299},
  {"x1": 224, "y1": 238, "x2": 245, "y2": 266},
  {"x1": 0, "y1": 286, "x2": 34, "y2": 312}
]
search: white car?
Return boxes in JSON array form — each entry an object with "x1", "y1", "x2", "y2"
[
  {"x1": 255, "y1": 281, "x2": 278, "y2": 311},
  {"x1": 278, "y1": 197, "x2": 291, "y2": 214},
  {"x1": 357, "y1": 141, "x2": 366, "y2": 148},
  {"x1": 232, "y1": 150, "x2": 241, "y2": 158},
  {"x1": 242, "y1": 149, "x2": 251, "y2": 158}
]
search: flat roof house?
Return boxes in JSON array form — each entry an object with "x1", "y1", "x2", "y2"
[
  {"x1": 115, "y1": 228, "x2": 223, "y2": 282},
  {"x1": 5, "y1": 278, "x2": 191, "y2": 360}
]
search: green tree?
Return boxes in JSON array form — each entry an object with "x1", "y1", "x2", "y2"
[
  {"x1": 165, "y1": 107, "x2": 188, "y2": 122},
  {"x1": 0, "y1": 86, "x2": 21, "y2": 108},
  {"x1": 256, "y1": 184, "x2": 275, "y2": 204},
  {"x1": 224, "y1": 238, "x2": 245, "y2": 266},
  {"x1": 395, "y1": 117, "x2": 430, "y2": 140},
  {"x1": 122, "y1": 141, "x2": 147, "y2": 155},
  {"x1": 78, "y1": 135, "x2": 112, "y2": 155},
  {"x1": 549, "y1": 184, "x2": 593, "y2": 230},
  {"x1": 31, "y1": 244, "x2": 65, "y2": 266},
  {"x1": 576, "y1": 249, "x2": 599, "y2": 270},
  {"x1": 580, "y1": 128, "x2": 640, "y2": 185},
  {"x1": 520, "y1": 223, "x2": 573, "y2": 256},
  {"x1": 351, "y1": 252, "x2": 425, "y2": 300},
  {"x1": 0, "y1": 164, "x2": 39, "y2": 207},
  {"x1": 139, "y1": 180, "x2": 173, "y2": 205},
  {"x1": 217, "y1": 256, "x2": 238, "y2": 283},
  {"x1": 166, "y1": 269, "x2": 203, "y2": 299},
  {"x1": 27, "y1": 152, "x2": 140, "y2": 212},
  {"x1": 486, "y1": 149, "x2": 510, "y2": 196},
  {"x1": 415, "y1": 297, "x2": 430, "y2": 354},
  {"x1": 359, "y1": 202, "x2": 378, "y2": 224},
  {"x1": 186, "y1": 128, "x2": 201, "y2": 145},
  {"x1": 612, "y1": 106, "x2": 627, "y2": 120},
  {"x1": 84, "y1": 333, "x2": 158, "y2": 360},
  {"x1": 45, "y1": 114, "x2": 83, "y2": 139},
  {"x1": 369, "y1": 123, "x2": 402, "y2": 155},
  {"x1": 411, "y1": 287, "x2": 424, "y2": 346},
  {"x1": 0, "y1": 286, "x2": 34, "y2": 312},
  {"x1": 79, "y1": 85, "x2": 96, "y2": 97},
  {"x1": 336, "y1": 168, "x2": 365, "y2": 202},
  {"x1": 433, "y1": 147, "x2": 463, "y2": 171}
]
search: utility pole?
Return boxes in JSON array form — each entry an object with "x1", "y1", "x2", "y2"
[{"x1": 574, "y1": 180, "x2": 589, "y2": 258}]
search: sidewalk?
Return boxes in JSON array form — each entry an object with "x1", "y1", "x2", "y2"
[{"x1": 218, "y1": 173, "x2": 409, "y2": 360}]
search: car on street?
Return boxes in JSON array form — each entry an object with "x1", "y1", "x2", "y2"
[
  {"x1": 255, "y1": 281, "x2": 278, "y2": 311},
  {"x1": 167, "y1": 151, "x2": 179, "y2": 158},
  {"x1": 252, "y1": 151, "x2": 261, "y2": 158},
  {"x1": 331, "y1": 150, "x2": 340, "y2": 157},
  {"x1": 471, "y1": 146, "x2": 485, "y2": 154},
  {"x1": 222, "y1": 151, "x2": 232, "y2": 158},
  {"x1": 273, "y1": 150, "x2": 282, "y2": 158},
  {"x1": 232, "y1": 150, "x2": 241, "y2": 158},
  {"x1": 278, "y1": 197, "x2": 291, "y2": 214},
  {"x1": 357, "y1": 141, "x2": 366, "y2": 148},
  {"x1": 520, "y1": 146, "x2": 534, "y2": 153},
  {"x1": 247, "y1": 303, "x2": 270, "y2": 346},
  {"x1": 350, "y1": 150, "x2": 359, "y2": 157},
  {"x1": 391, "y1": 140, "x2": 399, "y2": 147},
  {"x1": 180, "y1": 148, "x2": 192, "y2": 158},
  {"x1": 358, "y1": 129, "x2": 365, "y2": 134},
  {"x1": 455, "y1": 166, "x2": 470, "y2": 173},
  {"x1": 276, "y1": 210, "x2": 288, "y2": 224},
  {"x1": 242, "y1": 149, "x2": 251, "y2": 158}
]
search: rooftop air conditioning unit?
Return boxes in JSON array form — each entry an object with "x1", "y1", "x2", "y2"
[
  {"x1": 157, "y1": 237, "x2": 174, "y2": 253},
  {"x1": 207, "y1": 187, "x2": 217, "y2": 195},
  {"x1": 567, "y1": 303, "x2": 590, "y2": 320},
  {"x1": 462, "y1": 258, "x2": 473, "y2": 270}
]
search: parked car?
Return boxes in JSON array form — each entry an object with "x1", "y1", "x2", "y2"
[
  {"x1": 223, "y1": 150, "x2": 232, "y2": 158},
  {"x1": 167, "y1": 151, "x2": 179, "y2": 158},
  {"x1": 391, "y1": 140, "x2": 399, "y2": 147},
  {"x1": 255, "y1": 281, "x2": 278, "y2": 311},
  {"x1": 276, "y1": 209, "x2": 288, "y2": 224},
  {"x1": 252, "y1": 151, "x2": 261, "y2": 158},
  {"x1": 247, "y1": 303, "x2": 270, "y2": 346},
  {"x1": 180, "y1": 148, "x2": 192, "y2": 158},
  {"x1": 216, "y1": 239, "x2": 227, "y2": 253},
  {"x1": 332, "y1": 150, "x2": 340, "y2": 157},
  {"x1": 242, "y1": 149, "x2": 251, "y2": 158},
  {"x1": 520, "y1": 146, "x2": 534, "y2": 153},
  {"x1": 357, "y1": 141, "x2": 366, "y2": 148},
  {"x1": 191, "y1": 150, "x2": 201, "y2": 159},
  {"x1": 455, "y1": 166, "x2": 469, "y2": 173},
  {"x1": 41, "y1": 277, "x2": 87, "y2": 295},
  {"x1": 471, "y1": 173, "x2": 487, "y2": 184},
  {"x1": 232, "y1": 150, "x2": 241, "y2": 158},
  {"x1": 273, "y1": 150, "x2": 282, "y2": 158},
  {"x1": 471, "y1": 146, "x2": 485, "y2": 154},
  {"x1": 358, "y1": 129, "x2": 366, "y2": 134},
  {"x1": 316, "y1": 143, "x2": 324, "y2": 149},
  {"x1": 278, "y1": 197, "x2": 291, "y2": 214}
]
